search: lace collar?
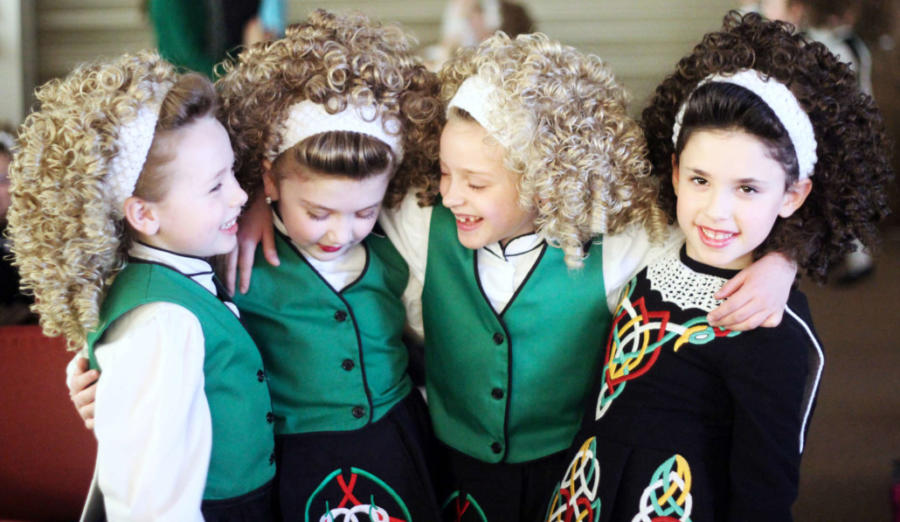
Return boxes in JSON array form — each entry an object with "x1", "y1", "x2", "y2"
[{"x1": 646, "y1": 245, "x2": 739, "y2": 312}]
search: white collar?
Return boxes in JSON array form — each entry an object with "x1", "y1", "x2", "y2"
[
  {"x1": 482, "y1": 233, "x2": 543, "y2": 261},
  {"x1": 646, "y1": 246, "x2": 731, "y2": 313},
  {"x1": 129, "y1": 242, "x2": 216, "y2": 296}
]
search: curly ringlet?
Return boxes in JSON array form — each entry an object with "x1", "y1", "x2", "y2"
[
  {"x1": 7, "y1": 51, "x2": 218, "y2": 348},
  {"x1": 439, "y1": 32, "x2": 668, "y2": 269},
  {"x1": 217, "y1": 9, "x2": 443, "y2": 208},
  {"x1": 642, "y1": 11, "x2": 893, "y2": 282}
]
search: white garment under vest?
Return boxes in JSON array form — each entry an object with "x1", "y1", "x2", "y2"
[
  {"x1": 378, "y1": 190, "x2": 683, "y2": 342},
  {"x1": 85, "y1": 243, "x2": 228, "y2": 522}
]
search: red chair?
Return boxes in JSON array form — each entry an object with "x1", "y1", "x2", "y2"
[{"x1": 0, "y1": 325, "x2": 95, "y2": 521}]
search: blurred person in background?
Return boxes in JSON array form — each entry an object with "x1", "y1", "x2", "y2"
[
  {"x1": 147, "y1": 0, "x2": 284, "y2": 78},
  {"x1": 424, "y1": 0, "x2": 535, "y2": 70},
  {"x1": 0, "y1": 123, "x2": 37, "y2": 325}
]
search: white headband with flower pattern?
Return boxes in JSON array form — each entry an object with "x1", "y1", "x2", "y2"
[
  {"x1": 104, "y1": 79, "x2": 173, "y2": 218},
  {"x1": 446, "y1": 73, "x2": 522, "y2": 150},
  {"x1": 672, "y1": 69, "x2": 818, "y2": 179},
  {"x1": 275, "y1": 100, "x2": 404, "y2": 163}
]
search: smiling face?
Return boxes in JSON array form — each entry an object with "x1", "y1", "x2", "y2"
[
  {"x1": 263, "y1": 164, "x2": 390, "y2": 262},
  {"x1": 144, "y1": 116, "x2": 247, "y2": 258},
  {"x1": 438, "y1": 116, "x2": 536, "y2": 250},
  {"x1": 673, "y1": 129, "x2": 811, "y2": 269}
]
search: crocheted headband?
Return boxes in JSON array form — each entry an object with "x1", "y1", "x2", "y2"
[
  {"x1": 104, "y1": 79, "x2": 173, "y2": 218},
  {"x1": 275, "y1": 100, "x2": 404, "y2": 163},
  {"x1": 672, "y1": 69, "x2": 818, "y2": 179},
  {"x1": 447, "y1": 74, "x2": 519, "y2": 150}
]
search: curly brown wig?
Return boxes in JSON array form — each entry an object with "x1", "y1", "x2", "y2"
[
  {"x1": 7, "y1": 51, "x2": 218, "y2": 348},
  {"x1": 439, "y1": 32, "x2": 669, "y2": 268},
  {"x1": 216, "y1": 9, "x2": 443, "y2": 209},
  {"x1": 641, "y1": 11, "x2": 893, "y2": 282}
]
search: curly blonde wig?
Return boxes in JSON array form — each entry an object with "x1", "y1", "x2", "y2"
[
  {"x1": 439, "y1": 32, "x2": 668, "y2": 268},
  {"x1": 217, "y1": 9, "x2": 443, "y2": 208},
  {"x1": 6, "y1": 51, "x2": 216, "y2": 348}
]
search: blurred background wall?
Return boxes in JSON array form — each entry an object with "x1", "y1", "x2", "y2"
[{"x1": 21, "y1": 0, "x2": 733, "y2": 119}]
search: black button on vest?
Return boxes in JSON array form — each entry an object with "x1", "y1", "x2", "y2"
[
  {"x1": 334, "y1": 310, "x2": 348, "y2": 322},
  {"x1": 257, "y1": 369, "x2": 266, "y2": 382},
  {"x1": 492, "y1": 332, "x2": 504, "y2": 345},
  {"x1": 341, "y1": 359, "x2": 355, "y2": 371},
  {"x1": 491, "y1": 442, "x2": 502, "y2": 454},
  {"x1": 266, "y1": 412, "x2": 274, "y2": 423},
  {"x1": 352, "y1": 406, "x2": 366, "y2": 419},
  {"x1": 491, "y1": 388, "x2": 504, "y2": 400},
  {"x1": 269, "y1": 452, "x2": 276, "y2": 465}
]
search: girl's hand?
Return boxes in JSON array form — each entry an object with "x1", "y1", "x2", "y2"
[
  {"x1": 708, "y1": 252, "x2": 796, "y2": 331},
  {"x1": 66, "y1": 355, "x2": 98, "y2": 430},
  {"x1": 224, "y1": 191, "x2": 279, "y2": 295}
]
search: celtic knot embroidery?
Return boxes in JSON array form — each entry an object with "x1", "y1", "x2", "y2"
[
  {"x1": 634, "y1": 454, "x2": 693, "y2": 522},
  {"x1": 546, "y1": 437, "x2": 601, "y2": 522},
  {"x1": 596, "y1": 277, "x2": 739, "y2": 420}
]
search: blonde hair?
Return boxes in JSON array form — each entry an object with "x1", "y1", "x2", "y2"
[
  {"x1": 217, "y1": 9, "x2": 443, "y2": 208},
  {"x1": 440, "y1": 32, "x2": 668, "y2": 268},
  {"x1": 7, "y1": 51, "x2": 217, "y2": 348}
]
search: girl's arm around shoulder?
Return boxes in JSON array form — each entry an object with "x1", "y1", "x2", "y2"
[
  {"x1": 93, "y1": 302, "x2": 210, "y2": 522},
  {"x1": 601, "y1": 223, "x2": 684, "y2": 313},
  {"x1": 66, "y1": 353, "x2": 98, "y2": 429},
  {"x1": 227, "y1": 191, "x2": 278, "y2": 295},
  {"x1": 603, "y1": 226, "x2": 797, "y2": 330},
  {"x1": 378, "y1": 188, "x2": 433, "y2": 290},
  {"x1": 708, "y1": 252, "x2": 797, "y2": 330}
]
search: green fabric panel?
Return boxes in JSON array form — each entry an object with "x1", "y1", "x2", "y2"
[
  {"x1": 148, "y1": 0, "x2": 218, "y2": 77},
  {"x1": 423, "y1": 204, "x2": 611, "y2": 463},
  {"x1": 87, "y1": 262, "x2": 275, "y2": 500},
  {"x1": 234, "y1": 230, "x2": 412, "y2": 435}
]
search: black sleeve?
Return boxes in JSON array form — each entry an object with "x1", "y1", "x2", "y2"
[{"x1": 720, "y1": 315, "x2": 820, "y2": 521}]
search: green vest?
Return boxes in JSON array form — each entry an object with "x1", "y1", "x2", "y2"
[
  {"x1": 234, "y1": 230, "x2": 412, "y2": 435},
  {"x1": 423, "y1": 205, "x2": 611, "y2": 463},
  {"x1": 87, "y1": 261, "x2": 275, "y2": 500}
]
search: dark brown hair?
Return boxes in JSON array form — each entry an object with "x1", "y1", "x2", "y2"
[{"x1": 270, "y1": 131, "x2": 395, "y2": 183}]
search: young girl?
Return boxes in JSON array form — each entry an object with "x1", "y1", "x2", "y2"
[
  {"x1": 8, "y1": 52, "x2": 276, "y2": 520},
  {"x1": 227, "y1": 30, "x2": 798, "y2": 522},
  {"x1": 546, "y1": 12, "x2": 892, "y2": 522},
  {"x1": 216, "y1": 11, "x2": 444, "y2": 521}
]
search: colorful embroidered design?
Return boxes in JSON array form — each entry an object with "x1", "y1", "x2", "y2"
[
  {"x1": 595, "y1": 279, "x2": 739, "y2": 420},
  {"x1": 634, "y1": 455, "x2": 693, "y2": 522},
  {"x1": 306, "y1": 467, "x2": 412, "y2": 522},
  {"x1": 442, "y1": 491, "x2": 489, "y2": 522},
  {"x1": 546, "y1": 436, "x2": 601, "y2": 522}
]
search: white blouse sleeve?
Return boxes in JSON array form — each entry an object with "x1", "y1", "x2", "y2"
[
  {"x1": 602, "y1": 224, "x2": 683, "y2": 313},
  {"x1": 379, "y1": 190, "x2": 433, "y2": 342},
  {"x1": 93, "y1": 302, "x2": 210, "y2": 522}
]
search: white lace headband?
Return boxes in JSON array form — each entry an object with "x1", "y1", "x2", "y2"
[
  {"x1": 275, "y1": 100, "x2": 404, "y2": 163},
  {"x1": 672, "y1": 69, "x2": 817, "y2": 179},
  {"x1": 104, "y1": 80, "x2": 173, "y2": 218},
  {"x1": 446, "y1": 74, "x2": 517, "y2": 149}
]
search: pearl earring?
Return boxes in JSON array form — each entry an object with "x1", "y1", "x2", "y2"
[{"x1": 265, "y1": 196, "x2": 272, "y2": 205}]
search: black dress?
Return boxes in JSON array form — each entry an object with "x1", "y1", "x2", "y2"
[{"x1": 546, "y1": 246, "x2": 824, "y2": 522}]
